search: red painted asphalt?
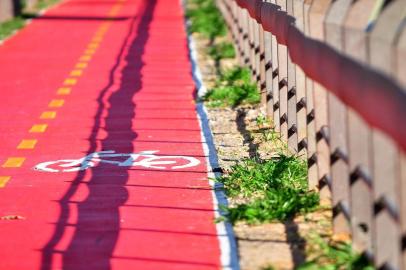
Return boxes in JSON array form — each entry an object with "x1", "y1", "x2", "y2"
[{"x1": 0, "y1": 0, "x2": 224, "y2": 269}]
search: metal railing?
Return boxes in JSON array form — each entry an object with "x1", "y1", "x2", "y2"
[{"x1": 216, "y1": 0, "x2": 406, "y2": 268}]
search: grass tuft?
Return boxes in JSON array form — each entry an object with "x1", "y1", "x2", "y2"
[
  {"x1": 186, "y1": 0, "x2": 227, "y2": 42},
  {"x1": 207, "y1": 41, "x2": 235, "y2": 61},
  {"x1": 203, "y1": 67, "x2": 260, "y2": 107},
  {"x1": 0, "y1": 17, "x2": 26, "y2": 41},
  {"x1": 0, "y1": 0, "x2": 61, "y2": 41},
  {"x1": 217, "y1": 155, "x2": 319, "y2": 224},
  {"x1": 298, "y1": 234, "x2": 375, "y2": 270}
]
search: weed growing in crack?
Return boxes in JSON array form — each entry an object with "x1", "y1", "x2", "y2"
[
  {"x1": 298, "y1": 234, "x2": 375, "y2": 270},
  {"x1": 203, "y1": 67, "x2": 260, "y2": 107},
  {"x1": 217, "y1": 155, "x2": 319, "y2": 224}
]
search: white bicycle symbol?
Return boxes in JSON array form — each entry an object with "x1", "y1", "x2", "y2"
[{"x1": 34, "y1": 150, "x2": 201, "y2": 172}]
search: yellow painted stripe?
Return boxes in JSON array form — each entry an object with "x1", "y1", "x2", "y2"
[
  {"x1": 99, "y1": 23, "x2": 111, "y2": 30},
  {"x1": 84, "y1": 49, "x2": 96, "y2": 55},
  {"x1": 40, "y1": 111, "x2": 57, "y2": 119},
  {"x1": 88, "y1": 43, "x2": 99, "y2": 49},
  {"x1": 29, "y1": 124, "x2": 48, "y2": 133},
  {"x1": 49, "y1": 99, "x2": 65, "y2": 108},
  {"x1": 92, "y1": 36, "x2": 103, "y2": 42},
  {"x1": 70, "y1": 70, "x2": 83, "y2": 76},
  {"x1": 0, "y1": 176, "x2": 11, "y2": 188},
  {"x1": 75, "y1": 62, "x2": 88, "y2": 69},
  {"x1": 64, "y1": 78, "x2": 77, "y2": 85},
  {"x1": 2, "y1": 157, "x2": 25, "y2": 168},
  {"x1": 79, "y1": 55, "x2": 92, "y2": 62},
  {"x1": 57, "y1": 87, "x2": 71, "y2": 95},
  {"x1": 17, "y1": 139, "x2": 37, "y2": 149}
]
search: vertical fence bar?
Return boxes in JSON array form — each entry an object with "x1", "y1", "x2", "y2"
[
  {"x1": 270, "y1": 0, "x2": 281, "y2": 132},
  {"x1": 0, "y1": 0, "x2": 14, "y2": 23},
  {"x1": 263, "y1": 0, "x2": 274, "y2": 119},
  {"x1": 292, "y1": 0, "x2": 307, "y2": 157},
  {"x1": 324, "y1": 0, "x2": 352, "y2": 239},
  {"x1": 308, "y1": 0, "x2": 332, "y2": 202},
  {"x1": 395, "y1": 17, "x2": 406, "y2": 270},
  {"x1": 276, "y1": 0, "x2": 289, "y2": 142},
  {"x1": 235, "y1": 1, "x2": 244, "y2": 64},
  {"x1": 259, "y1": 5, "x2": 268, "y2": 112},
  {"x1": 368, "y1": 2, "x2": 404, "y2": 268},
  {"x1": 342, "y1": 0, "x2": 375, "y2": 257},
  {"x1": 254, "y1": 10, "x2": 261, "y2": 84},
  {"x1": 303, "y1": 0, "x2": 318, "y2": 190},
  {"x1": 286, "y1": 0, "x2": 298, "y2": 153},
  {"x1": 242, "y1": 8, "x2": 251, "y2": 67},
  {"x1": 248, "y1": 10, "x2": 256, "y2": 74}
]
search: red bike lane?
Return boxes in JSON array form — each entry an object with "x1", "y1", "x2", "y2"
[{"x1": 0, "y1": 0, "x2": 229, "y2": 269}]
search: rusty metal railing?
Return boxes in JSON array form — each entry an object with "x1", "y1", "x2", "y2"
[{"x1": 216, "y1": 0, "x2": 406, "y2": 268}]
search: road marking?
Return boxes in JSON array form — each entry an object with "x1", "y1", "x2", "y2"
[
  {"x1": 92, "y1": 36, "x2": 103, "y2": 42},
  {"x1": 17, "y1": 139, "x2": 37, "y2": 149},
  {"x1": 57, "y1": 87, "x2": 71, "y2": 95},
  {"x1": 79, "y1": 55, "x2": 92, "y2": 62},
  {"x1": 75, "y1": 62, "x2": 87, "y2": 69},
  {"x1": 2, "y1": 157, "x2": 25, "y2": 168},
  {"x1": 48, "y1": 99, "x2": 65, "y2": 108},
  {"x1": 88, "y1": 43, "x2": 99, "y2": 49},
  {"x1": 0, "y1": 176, "x2": 11, "y2": 188},
  {"x1": 29, "y1": 124, "x2": 48, "y2": 133},
  {"x1": 70, "y1": 70, "x2": 83, "y2": 76},
  {"x1": 40, "y1": 111, "x2": 56, "y2": 119},
  {"x1": 63, "y1": 78, "x2": 77, "y2": 85},
  {"x1": 84, "y1": 49, "x2": 96, "y2": 55}
]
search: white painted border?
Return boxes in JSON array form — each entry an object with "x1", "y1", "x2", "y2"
[
  {"x1": 180, "y1": 1, "x2": 240, "y2": 269},
  {"x1": 196, "y1": 103, "x2": 240, "y2": 270}
]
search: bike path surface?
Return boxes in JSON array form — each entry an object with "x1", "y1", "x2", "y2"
[{"x1": 0, "y1": 0, "x2": 228, "y2": 269}]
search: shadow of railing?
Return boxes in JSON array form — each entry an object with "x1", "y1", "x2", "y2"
[{"x1": 40, "y1": 0, "x2": 157, "y2": 269}]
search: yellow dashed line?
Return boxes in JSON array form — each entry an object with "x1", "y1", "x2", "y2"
[
  {"x1": 0, "y1": 176, "x2": 11, "y2": 188},
  {"x1": 29, "y1": 124, "x2": 48, "y2": 133},
  {"x1": 92, "y1": 36, "x2": 103, "y2": 42},
  {"x1": 57, "y1": 87, "x2": 71, "y2": 95},
  {"x1": 70, "y1": 70, "x2": 83, "y2": 76},
  {"x1": 48, "y1": 99, "x2": 65, "y2": 108},
  {"x1": 84, "y1": 49, "x2": 96, "y2": 55},
  {"x1": 40, "y1": 111, "x2": 57, "y2": 119},
  {"x1": 88, "y1": 43, "x2": 99, "y2": 49},
  {"x1": 17, "y1": 139, "x2": 37, "y2": 149},
  {"x1": 79, "y1": 55, "x2": 92, "y2": 62},
  {"x1": 64, "y1": 78, "x2": 77, "y2": 85},
  {"x1": 75, "y1": 62, "x2": 88, "y2": 69},
  {"x1": 2, "y1": 157, "x2": 25, "y2": 168}
]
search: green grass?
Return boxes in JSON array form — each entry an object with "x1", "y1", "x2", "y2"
[
  {"x1": 298, "y1": 235, "x2": 375, "y2": 270},
  {"x1": 186, "y1": 0, "x2": 227, "y2": 42},
  {"x1": 0, "y1": 0, "x2": 60, "y2": 41},
  {"x1": 35, "y1": 0, "x2": 60, "y2": 10},
  {"x1": 0, "y1": 17, "x2": 26, "y2": 41},
  {"x1": 203, "y1": 67, "x2": 260, "y2": 107},
  {"x1": 207, "y1": 41, "x2": 235, "y2": 61},
  {"x1": 217, "y1": 155, "x2": 319, "y2": 224}
]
